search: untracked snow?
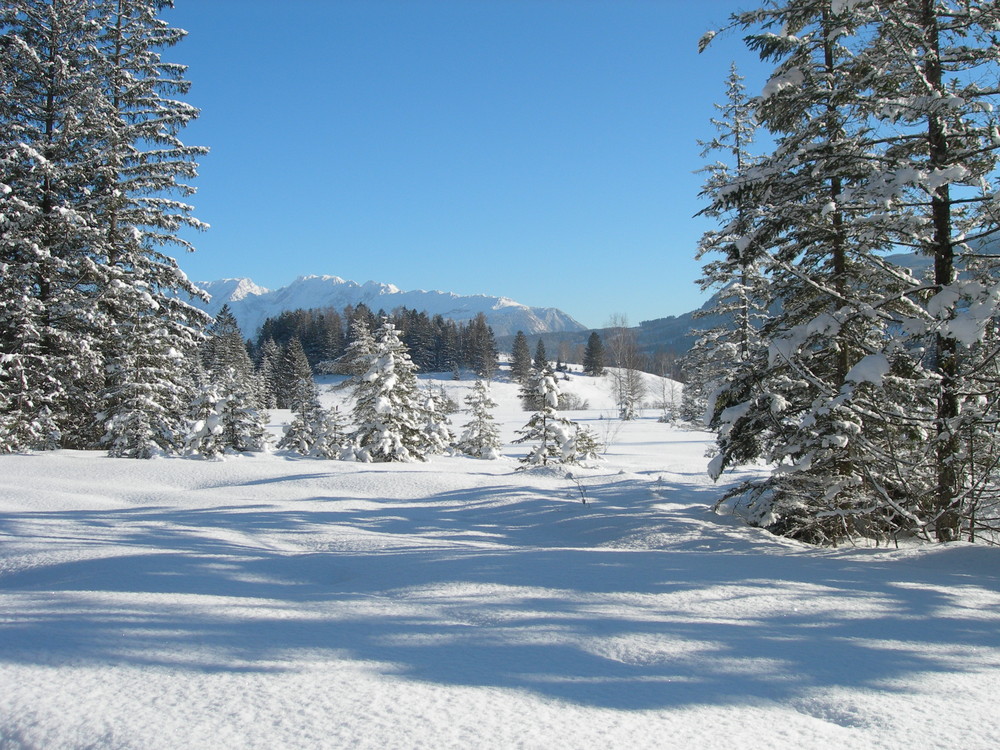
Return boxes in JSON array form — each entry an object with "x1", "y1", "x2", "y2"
[{"x1": 1, "y1": 370, "x2": 999, "y2": 749}]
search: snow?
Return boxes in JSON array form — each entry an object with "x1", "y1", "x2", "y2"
[
  {"x1": 845, "y1": 353, "x2": 890, "y2": 385},
  {"x1": 2, "y1": 369, "x2": 1000, "y2": 749}
]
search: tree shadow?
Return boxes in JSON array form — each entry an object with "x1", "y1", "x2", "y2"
[{"x1": 2, "y1": 469, "x2": 999, "y2": 713}]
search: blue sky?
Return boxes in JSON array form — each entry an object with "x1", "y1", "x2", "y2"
[{"x1": 164, "y1": 1, "x2": 765, "y2": 329}]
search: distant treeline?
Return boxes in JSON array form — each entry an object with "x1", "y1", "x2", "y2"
[{"x1": 247, "y1": 304, "x2": 499, "y2": 378}]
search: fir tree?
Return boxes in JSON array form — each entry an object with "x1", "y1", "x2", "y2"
[
  {"x1": 862, "y1": 0, "x2": 1000, "y2": 541},
  {"x1": 457, "y1": 380, "x2": 502, "y2": 459},
  {"x1": 254, "y1": 337, "x2": 281, "y2": 409},
  {"x1": 582, "y1": 332, "x2": 605, "y2": 377},
  {"x1": 510, "y1": 331, "x2": 532, "y2": 384},
  {"x1": 0, "y1": 0, "x2": 208, "y2": 454},
  {"x1": 463, "y1": 312, "x2": 499, "y2": 380},
  {"x1": 419, "y1": 386, "x2": 455, "y2": 456},
  {"x1": 533, "y1": 339, "x2": 549, "y2": 372},
  {"x1": 701, "y1": 0, "x2": 1000, "y2": 544},
  {"x1": 350, "y1": 321, "x2": 426, "y2": 462},
  {"x1": 514, "y1": 368, "x2": 584, "y2": 467},
  {"x1": 279, "y1": 337, "x2": 316, "y2": 413}
]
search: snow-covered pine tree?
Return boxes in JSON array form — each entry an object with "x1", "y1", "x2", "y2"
[
  {"x1": 419, "y1": 386, "x2": 455, "y2": 456},
  {"x1": 184, "y1": 361, "x2": 268, "y2": 458},
  {"x1": 184, "y1": 362, "x2": 226, "y2": 459},
  {"x1": 202, "y1": 306, "x2": 253, "y2": 381},
  {"x1": 859, "y1": 0, "x2": 1000, "y2": 542},
  {"x1": 0, "y1": 0, "x2": 109, "y2": 451},
  {"x1": 307, "y1": 405, "x2": 351, "y2": 460},
  {"x1": 703, "y1": 1, "x2": 928, "y2": 543},
  {"x1": 278, "y1": 384, "x2": 325, "y2": 456},
  {"x1": 93, "y1": 0, "x2": 209, "y2": 456},
  {"x1": 514, "y1": 367, "x2": 584, "y2": 467},
  {"x1": 699, "y1": 0, "x2": 1000, "y2": 544},
  {"x1": 0, "y1": 0, "x2": 208, "y2": 454},
  {"x1": 457, "y1": 379, "x2": 501, "y2": 459},
  {"x1": 214, "y1": 369, "x2": 269, "y2": 454},
  {"x1": 180, "y1": 304, "x2": 268, "y2": 457},
  {"x1": 330, "y1": 316, "x2": 375, "y2": 380},
  {"x1": 350, "y1": 321, "x2": 427, "y2": 462},
  {"x1": 684, "y1": 63, "x2": 769, "y2": 429},
  {"x1": 533, "y1": 339, "x2": 549, "y2": 372},
  {"x1": 519, "y1": 360, "x2": 550, "y2": 412}
]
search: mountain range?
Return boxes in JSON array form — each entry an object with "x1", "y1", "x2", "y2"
[{"x1": 194, "y1": 275, "x2": 588, "y2": 338}]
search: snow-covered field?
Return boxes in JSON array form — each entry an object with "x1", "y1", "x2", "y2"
[{"x1": 2, "y1": 370, "x2": 999, "y2": 749}]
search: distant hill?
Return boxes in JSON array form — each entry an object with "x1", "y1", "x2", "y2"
[
  {"x1": 194, "y1": 275, "x2": 588, "y2": 338},
  {"x1": 496, "y1": 251, "x2": 953, "y2": 377}
]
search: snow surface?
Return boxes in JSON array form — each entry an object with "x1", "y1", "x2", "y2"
[
  {"x1": 193, "y1": 275, "x2": 587, "y2": 338},
  {"x1": 2, "y1": 369, "x2": 999, "y2": 749}
]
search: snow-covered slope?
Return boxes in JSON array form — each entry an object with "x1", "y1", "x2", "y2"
[
  {"x1": 3, "y1": 368, "x2": 999, "y2": 749},
  {"x1": 195, "y1": 275, "x2": 587, "y2": 338}
]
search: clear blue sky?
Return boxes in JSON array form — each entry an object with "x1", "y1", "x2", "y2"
[{"x1": 164, "y1": 1, "x2": 765, "y2": 329}]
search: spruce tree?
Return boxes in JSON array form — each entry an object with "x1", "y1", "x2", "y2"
[
  {"x1": 279, "y1": 337, "x2": 317, "y2": 413},
  {"x1": 0, "y1": 0, "x2": 109, "y2": 450},
  {"x1": 533, "y1": 339, "x2": 549, "y2": 372},
  {"x1": 510, "y1": 331, "x2": 532, "y2": 384},
  {"x1": 463, "y1": 312, "x2": 499, "y2": 380},
  {"x1": 419, "y1": 387, "x2": 455, "y2": 456},
  {"x1": 861, "y1": 0, "x2": 1000, "y2": 542},
  {"x1": 350, "y1": 321, "x2": 426, "y2": 462},
  {"x1": 0, "y1": 0, "x2": 208, "y2": 454},
  {"x1": 704, "y1": 1, "x2": 913, "y2": 542},
  {"x1": 686, "y1": 63, "x2": 768, "y2": 430},
  {"x1": 582, "y1": 332, "x2": 605, "y2": 377},
  {"x1": 457, "y1": 380, "x2": 502, "y2": 459},
  {"x1": 514, "y1": 368, "x2": 585, "y2": 468},
  {"x1": 702, "y1": 0, "x2": 1000, "y2": 544}
]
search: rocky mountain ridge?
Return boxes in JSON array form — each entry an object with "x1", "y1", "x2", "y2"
[{"x1": 194, "y1": 275, "x2": 588, "y2": 338}]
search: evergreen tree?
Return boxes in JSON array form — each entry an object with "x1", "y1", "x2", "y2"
[
  {"x1": 582, "y1": 332, "x2": 605, "y2": 377},
  {"x1": 704, "y1": 1, "x2": 912, "y2": 542},
  {"x1": 533, "y1": 339, "x2": 549, "y2": 372},
  {"x1": 203, "y1": 305, "x2": 252, "y2": 380},
  {"x1": 701, "y1": 0, "x2": 1000, "y2": 544},
  {"x1": 685, "y1": 63, "x2": 768, "y2": 429},
  {"x1": 863, "y1": 0, "x2": 1000, "y2": 542},
  {"x1": 419, "y1": 386, "x2": 455, "y2": 456},
  {"x1": 184, "y1": 368, "x2": 268, "y2": 458},
  {"x1": 254, "y1": 337, "x2": 281, "y2": 409},
  {"x1": 309, "y1": 405, "x2": 351, "y2": 460},
  {"x1": 279, "y1": 337, "x2": 317, "y2": 413},
  {"x1": 0, "y1": 0, "x2": 208, "y2": 454},
  {"x1": 0, "y1": 0, "x2": 109, "y2": 450},
  {"x1": 457, "y1": 380, "x2": 502, "y2": 459},
  {"x1": 510, "y1": 331, "x2": 532, "y2": 384},
  {"x1": 463, "y1": 312, "x2": 499, "y2": 380},
  {"x1": 184, "y1": 375, "x2": 226, "y2": 459},
  {"x1": 215, "y1": 369, "x2": 269, "y2": 453},
  {"x1": 514, "y1": 368, "x2": 585, "y2": 467},
  {"x1": 330, "y1": 317, "x2": 375, "y2": 379},
  {"x1": 350, "y1": 321, "x2": 426, "y2": 462}
]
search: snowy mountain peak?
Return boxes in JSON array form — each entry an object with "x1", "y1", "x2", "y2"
[
  {"x1": 197, "y1": 277, "x2": 269, "y2": 304},
  {"x1": 193, "y1": 274, "x2": 586, "y2": 338}
]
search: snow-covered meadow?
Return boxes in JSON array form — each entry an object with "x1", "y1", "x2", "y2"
[{"x1": 2, "y1": 369, "x2": 999, "y2": 749}]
